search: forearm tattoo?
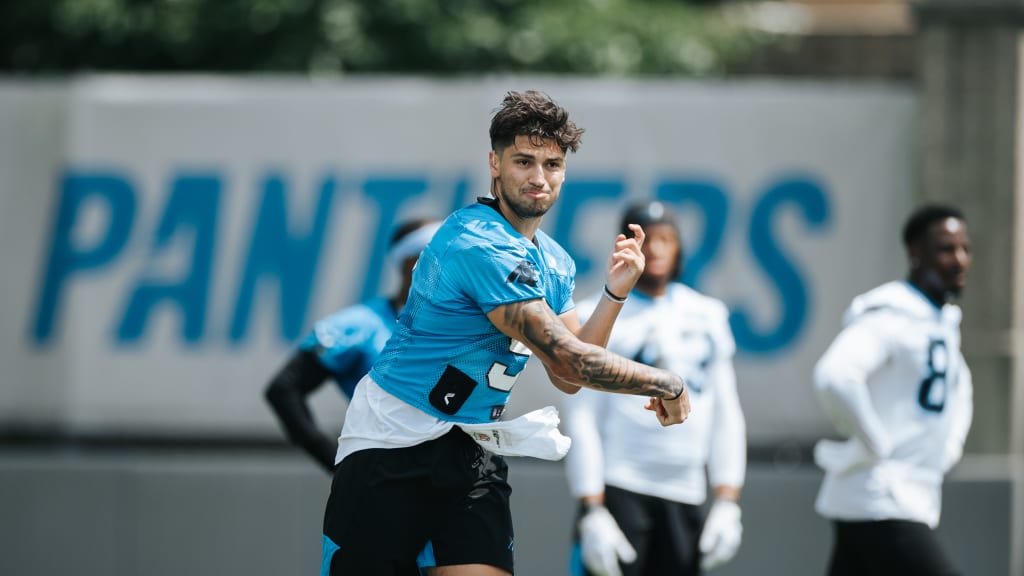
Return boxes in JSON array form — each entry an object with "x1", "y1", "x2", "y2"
[{"x1": 501, "y1": 300, "x2": 682, "y2": 397}]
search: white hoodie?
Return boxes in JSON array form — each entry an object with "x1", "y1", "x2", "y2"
[
  {"x1": 564, "y1": 283, "x2": 746, "y2": 505},
  {"x1": 813, "y1": 281, "x2": 973, "y2": 528}
]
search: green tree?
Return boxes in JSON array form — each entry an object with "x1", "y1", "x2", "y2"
[{"x1": 0, "y1": 0, "x2": 772, "y2": 75}]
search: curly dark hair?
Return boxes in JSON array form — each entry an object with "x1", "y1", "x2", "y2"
[{"x1": 489, "y1": 90, "x2": 585, "y2": 154}]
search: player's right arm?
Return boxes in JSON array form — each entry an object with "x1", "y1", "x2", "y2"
[
  {"x1": 813, "y1": 316, "x2": 893, "y2": 458},
  {"x1": 486, "y1": 298, "x2": 690, "y2": 425}
]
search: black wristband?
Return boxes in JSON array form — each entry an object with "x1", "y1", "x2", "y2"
[
  {"x1": 665, "y1": 381, "x2": 685, "y2": 401},
  {"x1": 603, "y1": 284, "x2": 628, "y2": 303}
]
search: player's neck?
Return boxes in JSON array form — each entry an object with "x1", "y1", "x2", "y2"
[
  {"x1": 387, "y1": 296, "x2": 405, "y2": 317},
  {"x1": 635, "y1": 277, "x2": 669, "y2": 297},
  {"x1": 390, "y1": 285, "x2": 412, "y2": 316},
  {"x1": 484, "y1": 194, "x2": 543, "y2": 241},
  {"x1": 498, "y1": 205, "x2": 543, "y2": 241},
  {"x1": 906, "y1": 276, "x2": 948, "y2": 309},
  {"x1": 509, "y1": 217, "x2": 542, "y2": 241}
]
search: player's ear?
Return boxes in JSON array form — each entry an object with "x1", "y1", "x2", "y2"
[
  {"x1": 908, "y1": 244, "x2": 922, "y2": 270},
  {"x1": 489, "y1": 150, "x2": 500, "y2": 178}
]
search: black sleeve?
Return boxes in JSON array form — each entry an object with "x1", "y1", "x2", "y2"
[{"x1": 264, "y1": 349, "x2": 338, "y2": 473}]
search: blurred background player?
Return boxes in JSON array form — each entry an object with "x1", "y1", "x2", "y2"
[
  {"x1": 813, "y1": 204, "x2": 973, "y2": 576},
  {"x1": 263, "y1": 217, "x2": 440, "y2": 472},
  {"x1": 564, "y1": 200, "x2": 747, "y2": 576}
]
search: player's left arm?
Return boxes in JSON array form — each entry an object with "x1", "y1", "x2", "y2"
[
  {"x1": 706, "y1": 309, "x2": 746, "y2": 498},
  {"x1": 699, "y1": 318, "x2": 746, "y2": 570},
  {"x1": 576, "y1": 223, "x2": 646, "y2": 347},
  {"x1": 943, "y1": 358, "x2": 973, "y2": 472},
  {"x1": 707, "y1": 358, "x2": 747, "y2": 494}
]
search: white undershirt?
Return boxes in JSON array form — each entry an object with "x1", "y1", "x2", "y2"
[{"x1": 334, "y1": 375, "x2": 455, "y2": 464}]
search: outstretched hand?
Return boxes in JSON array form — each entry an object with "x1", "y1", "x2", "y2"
[{"x1": 605, "y1": 224, "x2": 645, "y2": 300}]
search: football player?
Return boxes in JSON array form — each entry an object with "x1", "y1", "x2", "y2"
[
  {"x1": 564, "y1": 200, "x2": 746, "y2": 576},
  {"x1": 264, "y1": 218, "x2": 440, "y2": 472},
  {"x1": 813, "y1": 204, "x2": 972, "y2": 576},
  {"x1": 320, "y1": 91, "x2": 691, "y2": 576}
]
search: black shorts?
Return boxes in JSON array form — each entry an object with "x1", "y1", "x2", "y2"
[
  {"x1": 322, "y1": 428, "x2": 514, "y2": 575},
  {"x1": 570, "y1": 485, "x2": 704, "y2": 576},
  {"x1": 827, "y1": 519, "x2": 961, "y2": 576}
]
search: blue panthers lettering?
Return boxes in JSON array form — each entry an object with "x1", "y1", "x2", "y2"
[
  {"x1": 31, "y1": 168, "x2": 832, "y2": 355},
  {"x1": 117, "y1": 173, "x2": 220, "y2": 345},
  {"x1": 230, "y1": 172, "x2": 335, "y2": 343},
  {"x1": 358, "y1": 176, "x2": 430, "y2": 302},
  {"x1": 655, "y1": 178, "x2": 729, "y2": 290},
  {"x1": 33, "y1": 171, "x2": 136, "y2": 344},
  {"x1": 729, "y1": 176, "x2": 830, "y2": 355}
]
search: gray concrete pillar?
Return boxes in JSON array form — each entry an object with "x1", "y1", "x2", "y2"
[{"x1": 916, "y1": 0, "x2": 1024, "y2": 457}]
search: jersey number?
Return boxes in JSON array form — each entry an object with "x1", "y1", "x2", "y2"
[
  {"x1": 634, "y1": 330, "x2": 714, "y2": 395},
  {"x1": 918, "y1": 338, "x2": 948, "y2": 413},
  {"x1": 683, "y1": 331, "x2": 716, "y2": 395},
  {"x1": 487, "y1": 338, "x2": 531, "y2": 392}
]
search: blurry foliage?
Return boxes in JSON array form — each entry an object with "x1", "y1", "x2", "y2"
[{"x1": 0, "y1": 0, "x2": 774, "y2": 75}]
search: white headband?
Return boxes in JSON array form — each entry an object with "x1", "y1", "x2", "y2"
[{"x1": 388, "y1": 222, "x2": 441, "y2": 268}]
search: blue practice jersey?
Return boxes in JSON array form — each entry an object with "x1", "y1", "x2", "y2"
[
  {"x1": 299, "y1": 297, "x2": 397, "y2": 398},
  {"x1": 370, "y1": 199, "x2": 576, "y2": 423}
]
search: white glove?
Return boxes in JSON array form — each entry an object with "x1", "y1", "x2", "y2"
[
  {"x1": 579, "y1": 505, "x2": 637, "y2": 576},
  {"x1": 699, "y1": 499, "x2": 742, "y2": 570}
]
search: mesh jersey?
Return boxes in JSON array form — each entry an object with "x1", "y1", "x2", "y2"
[
  {"x1": 298, "y1": 297, "x2": 396, "y2": 399},
  {"x1": 564, "y1": 283, "x2": 745, "y2": 504},
  {"x1": 814, "y1": 281, "x2": 973, "y2": 528},
  {"x1": 369, "y1": 199, "x2": 576, "y2": 424}
]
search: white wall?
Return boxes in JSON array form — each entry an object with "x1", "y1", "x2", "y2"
[{"x1": 0, "y1": 76, "x2": 915, "y2": 444}]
